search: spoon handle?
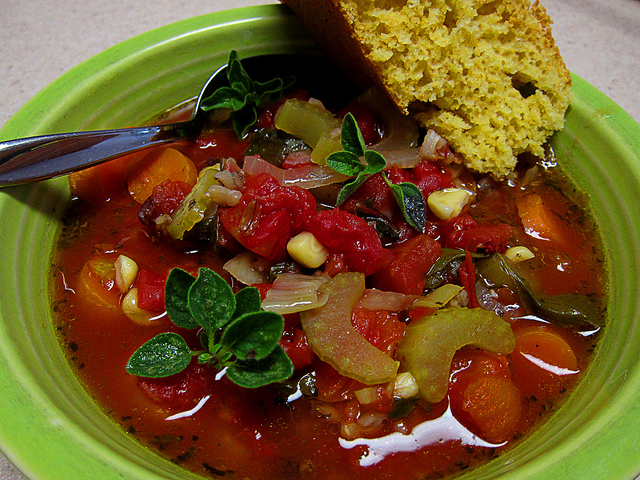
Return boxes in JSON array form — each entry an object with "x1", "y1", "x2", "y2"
[{"x1": 0, "y1": 123, "x2": 187, "y2": 187}]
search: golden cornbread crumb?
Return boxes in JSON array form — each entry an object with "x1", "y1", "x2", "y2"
[{"x1": 283, "y1": 0, "x2": 572, "y2": 178}]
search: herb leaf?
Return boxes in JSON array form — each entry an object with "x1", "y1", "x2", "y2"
[
  {"x1": 200, "y1": 50, "x2": 295, "y2": 138},
  {"x1": 221, "y1": 311, "x2": 284, "y2": 361},
  {"x1": 328, "y1": 113, "x2": 386, "y2": 206},
  {"x1": 164, "y1": 268, "x2": 197, "y2": 329},
  {"x1": 127, "y1": 268, "x2": 292, "y2": 389},
  {"x1": 333, "y1": 178, "x2": 364, "y2": 206},
  {"x1": 231, "y1": 108, "x2": 259, "y2": 141},
  {"x1": 340, "y1": 112, "x2": 366, "y2": 157},
  {"x1": 226, "y1": 346, "x2": 294, "y2": 388},
  {"x1": 363, "y1": 150, "x2": 386, "y2": 174},
  {"x1": 188, "y1": 267, "x2": 236, "y2": 332},
  {"x1": 201, "y1": 86, "x2": 246, "y2": 111},
  {"x1": 126, "y1": 332, "x2": 193, "y2": 378},
  {"x1": 382, "y1": 173, "x2": 426, "y2": 231},
  {"x1": 326, "y1": 114, "x2": 427, "y2": 230},
  {"x1": 326, "y1": 151, "x2": 363, "y2": 176},
  {"x1": 233, "y1": 287, "x2": 263, "y2": 320}
]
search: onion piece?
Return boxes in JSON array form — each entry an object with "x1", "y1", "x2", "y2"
[
  {"x1": 206, "y1": 184, "x2": 241, "y2": 206},
  {"x1": 262, "y1": 272, "x2": 331, "y2": 314},
  {"x1": 242, "y1": 155, "x2": 349, "y2": 189},
  {"x1": 358, "y1": 87, "x2": 420, "y2": 151},
  {"x1": 378, "y1": 148, "x2": 422, "y2": 169},
  {"x1": 215, "y1": 166, "x2": 244, "y2": 190},
  {"x1": 223, "y1": 251, "x2": 270, "y2": 286},
  {"x1": 357, "y1": 412, "x2": 387, "y2": 428},
  {"x1": 419, "y1": 129, "x2": 447, "y2": 161},
  {"x1": 357, "y1": 289, "x2": 419, "y2": 311},
  {"x1": 419, "y1": 128, "x2": 464, "y2": 165}
]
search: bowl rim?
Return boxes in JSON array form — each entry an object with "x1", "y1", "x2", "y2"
[{"x1": 1, "y1": 4, "x2": 640, "y2": 480}]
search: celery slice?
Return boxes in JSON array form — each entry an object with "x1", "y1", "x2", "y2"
[
  {"x1": 300, "y1": 272, "x2": 399, "y2": 385},
  {"x1": 310, "y1": 127, "x2": 342, "y2": 165},
  {"x1": 261, "y1": 272, "x2": 330, "y2": 314},
  {"x1": 411, "y1": 284, "x2": 464, "y2": 309},
  {"x1": 166, "y1": 167, "x2": 221, "y2": 240},
  {"x1": 397, "y1": 307, "x2": 515, "y2": 403},
  {"x1": 274, "y1": 98, "x2": 341, "y2": 150}
]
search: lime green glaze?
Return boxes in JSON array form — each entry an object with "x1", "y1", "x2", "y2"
[{"x1": 1, "y1": 4, "x2": 640, "y2": 480}]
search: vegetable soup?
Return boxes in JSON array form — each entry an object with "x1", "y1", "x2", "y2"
[{"x1": 51, "y1": 52, "x2": 606, "y2": 480}]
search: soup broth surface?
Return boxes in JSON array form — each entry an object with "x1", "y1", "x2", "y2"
[{"x1": 51, "y1": 71, "x2": 606, "y2": 480}]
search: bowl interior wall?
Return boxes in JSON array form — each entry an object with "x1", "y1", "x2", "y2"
[{"x1": 1, "y1": 5, "x2": 639, "y2": 480}]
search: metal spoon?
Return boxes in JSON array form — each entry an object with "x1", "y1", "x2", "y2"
[{"x1": 0, "y1": 53, "x2": 356, "y2": 187}]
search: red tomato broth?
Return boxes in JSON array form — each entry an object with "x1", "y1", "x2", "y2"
[{"x1": 51, "y1": 90, "x2": 606, "y2": 480}]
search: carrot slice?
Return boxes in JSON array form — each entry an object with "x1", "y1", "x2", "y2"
[
  {"x1": 127, "y1": 147, "x2": 198, "y2": 204},
  {"x1": 462, "y1": 375, "x2": 522, "y2": 443},
  {"x1": 76, "y1": 256, "x2": 120, "y2": 309},
  {"x1": 516, "y1": 193, "x2": 573, "y2": 245},
  {"x1": 69, "y1": 150, "x2": 146, "y2": 202},
  {"x1": 510, "y1": 327, "x2": 579, "y2": 400}
]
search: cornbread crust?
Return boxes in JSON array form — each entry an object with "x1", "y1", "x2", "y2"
[{"x1": 282, "y1": 0, "x2": 572, "y2": 178}]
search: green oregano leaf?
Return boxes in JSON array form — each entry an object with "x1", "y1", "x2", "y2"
[
  {"x1": 128, "y1": 267, "x2": 293, "y2": 388},
  {"x1": 233, "y1": 287, "x2": 263, "y2": 320},
  {"x1": 225, "y1": 346, "x2": 294, "y2": 388},
  {"x1": 227, "y1": 50, "x2": 252, "y2": 91},
  {"x1": 477, "y1": 253, "x2": 604, "y2": 327},
  {"x1": 328, "y1": 114, "x2": 386, "y2": 206},
  {"x1": 201, "y1": 86, "x2": 246, "y2": 111},
  {"x1": 363, "y1": 150, "x2": 386, "y2": 173},
  {"x1": 220, "y1": 311, "x2": 284, "y2": 361},
  {"x1": 200, "y1": 50, "x2": 295, "y2": 138},
  {"x1": 340, "y1": 112, "x2": 366, "y2": 157},
  {"x1": 199, "y1": 330, "x2": 210, "y2": 351},
  {"x1": 327, "y1": 114, "x2": 427, "y2": 230},
  {"x1": 326, "y1": 151, "x2": 363, "y2": 176},
  {"x1": 232, "y1": 107, "x2": 259, "y2": 140},
  {"x1": 198, "y1": 352, "x2": 213, "y2": 364},
  {"x1": 126, "y1": 332, "x2": 192, "y2": 378},
  {"x1": 188, "y1": 267, "x2": 236, "y2": 333},
  {"x1": 382, "y1": 172, "x2": 426, "y2": 231},
  {"x1": 164, "y1": 268, "x2": 197, "y2": 329}
]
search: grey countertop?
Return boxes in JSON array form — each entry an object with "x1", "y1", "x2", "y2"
[{"x1": 0, "y1": 0, "x2": 639, "y2": 478}]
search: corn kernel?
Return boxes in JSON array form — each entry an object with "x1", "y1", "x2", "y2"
[
  {"x1": 505, "y1": 246, "x2": 535, "y2": 262},
  {"x1": 427, "y1": 188, "x2": 471, "y2": 220},
  {"x1": 114, "y1": 255, "x2": 139, "y2": 293},
  {"x1": 393, "y1": 372, "x2": 419, "y2": 399},
  {"x1": 121, "y1": 288, "x2": 153, "y2": 324},
  {"x1": 286, "y1": 232, "x2": 329, "y2": 269}
]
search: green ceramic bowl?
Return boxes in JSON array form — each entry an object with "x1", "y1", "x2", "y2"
[{"x1": 1, "y1": 5, "x2": 639, "y2": 480}]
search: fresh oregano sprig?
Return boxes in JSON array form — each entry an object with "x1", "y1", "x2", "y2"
[
  {"x1": 381, "y1": 173, "x2": 426, "y2": 231},
  {"x1": 126, "y1": 267, "x2": 293, "y2": 389},
  {"x1": 327, "y1": 113, "x2": 386, "y2": 206},
  {"x1": 326, "y1": 113, "x2": 426, "y2": 231},
  {"x1": 199, "y1": 50, "x2": 295, "y2": 138}
]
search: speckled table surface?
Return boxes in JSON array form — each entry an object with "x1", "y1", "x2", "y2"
[{"x1": 0, "y1": 0, "x2": 639, "y2": 478}]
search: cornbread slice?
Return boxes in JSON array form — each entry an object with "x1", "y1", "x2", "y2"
[{"x1": 283, "y1": 0, "x2": 572, "y2": 178}]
